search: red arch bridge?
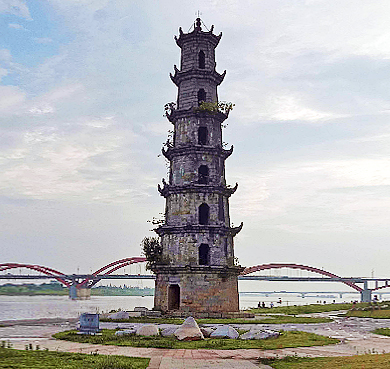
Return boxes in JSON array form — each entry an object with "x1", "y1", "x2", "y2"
[{"x1": 1, "y1": 259, "x2": 389, "y2": 302}]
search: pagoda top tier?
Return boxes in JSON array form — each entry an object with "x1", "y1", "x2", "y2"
[{"x1": 175, "y1": 18, "x2": 222, "y2": 48}]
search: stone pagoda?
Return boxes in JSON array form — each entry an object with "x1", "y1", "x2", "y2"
[{"x1": 153, "y1": 18, "x2": 243, "y2": 313}]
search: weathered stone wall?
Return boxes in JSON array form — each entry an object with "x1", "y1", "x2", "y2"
[
  {"x1": 174, "y1": 117, "x2": 222, "y2": 147},
  {"x1": 154, "y1": 270, "x2": 239, "y2": 313},
  {"x1": 180, "y1": 38, "x2": 216, "y2": 72},
  {"x1": 166, "y1": 192, "x2": 229, "y2": 227},
  {"x1": 161, "y1": 231, "x2": 234, "y2": 266},
  {"x1": 178, "y1": 79, "x2": 218, "y2": 110},
  {"x1": 171, "y1": 154, "x2": 222, "y2": 186}
]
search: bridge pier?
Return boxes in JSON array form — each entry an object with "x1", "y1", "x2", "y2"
[
  {"x1": 360, "y1": 281, "x2": 372, "y2": 302},
  {"x1": 69, "y1": 285, "x2": 77, "y2": 299},
  {"x1": 69, "y1": 284, "x2": 91, "y2": 300}
]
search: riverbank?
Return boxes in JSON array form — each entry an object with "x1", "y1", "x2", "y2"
[
  {"x1": 3, "y1": 314, "x2": 390, "y2": 368},
  {"x1": 0, "y1": 317, "x2": 77, "y2": 327}
]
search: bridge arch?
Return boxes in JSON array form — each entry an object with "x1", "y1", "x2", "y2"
[
  {"x1": 371, "y1": 282, "x2": 390, "y2": 292},
  {"x1": 0, "y1": 263, "x2": 70, "y2": 287},
  {"x1": 241, "y1": 263, "x2": 363, "y2": 292},
  {"x1": 77, "y1": 257, "x2": 147, "y2": 288}
]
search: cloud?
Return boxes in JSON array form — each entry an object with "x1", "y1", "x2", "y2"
[
  {"x1": 8, "y1": 23, "x2": 27, "y2": 30},
  {"x1": 0, "y1": 67, "x2": 7, "y2": 81},
  {"x1": 256, "y1": 94, "x2": 348, "y2": 123},
  {"x1": 0, "y1": 0, "x2": 31, "y2": 19},
  {"x1": 34, "y1": 37, "x2": 53, "y2": 44},
  {"x1": 232, "y1": 155, "x2": 390, "y2": 233},
  {"x1": 0, "y1": 118, "x2": 142, "y2": 202},
  {"x1": 0, "y1": 48, "x2": 11, "y2": 60},
  {"x1": 0, "y1": 85, "x2": 26, "y2": 113}
]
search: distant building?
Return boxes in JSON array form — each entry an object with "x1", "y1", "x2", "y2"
[{"x1": 153, "y1": 18, "x2": 243, "y2": 313}]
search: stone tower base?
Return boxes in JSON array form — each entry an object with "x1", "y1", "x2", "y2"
[{"x1": 153, "y1": 266, "x2": 243, "y2": 313}]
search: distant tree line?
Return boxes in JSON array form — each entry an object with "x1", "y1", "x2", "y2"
[
  {"x1": 0, "y1": 282, "x2": 68, "y2": 296},
  {"x1": 0, "y1": 282, "x2": 154, "y2": 296}
]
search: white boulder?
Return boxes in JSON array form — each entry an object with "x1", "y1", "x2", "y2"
[
  {"x1": 240, "y1": 329, "x2": 280, "y2": 340},
  {"x1": 136, "y1": 324, "x2": 159, "y2": 336},
  {"x1": 107, "y1": 311, "x2": 130, "y2": 320},
  {"x1": 174, "y1": 316, "x2": 204, "y2": 341},
  {"x1": 161, "y1": 327, "x2": 178, "y2": 337},
  {"x1": 200, "y1": 327, "x2": 215, "y2": 338},
  {"x1": 210, "y1": 325, "x2": 239, "y2": 339}
]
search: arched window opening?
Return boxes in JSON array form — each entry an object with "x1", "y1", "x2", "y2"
[
  {"x1": 199, "y1": 50, "x2": 205, "y2": 69},
  {"x1": 197, "y1": 89, "x2": 206, "y2": 106},
  {"x1": 168, "y1": 284, "x2": 180, "y2": 310},
  {"x1": 198, "y1": 127, "x2": 208, "y2": 145},
  {"x1": 198, "y1": 165, "x2": 209, "y2": 184},
  {"x1": 199, "y1": 203, "x2": 209, "y2": 225},
  {"x1": 199, "y1": 244, "x2": 209, "y2": 265}
]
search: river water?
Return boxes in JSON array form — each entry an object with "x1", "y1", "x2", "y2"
[{"x1": 0, "y1": 293, "x2": 367, "y2": 322}]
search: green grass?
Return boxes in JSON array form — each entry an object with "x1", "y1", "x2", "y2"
[
  {"x1": 0, "y1": 348, "x2": 149, "y2": 369},
  {"x1": 373, "y1": 328, "x2": 390, "y2": 336},
  {"x1": 54, "y1": 329, "x2": 338, "y2": 350},
  {"x1": 199, "y1": 316, "x2": 331, "y2": 324},
  {"x1": 250, "y1": 302, "x2": 370, "y2": 315},
  {"x1": 346, "y1": 309, "x2": 390, "y2": 319},
  {"x1": 260, "y1": 353, "x2": 390, "y2": 368},
  {"x1": 101, "y1": 316, "x2": 331, "y2": 325}
]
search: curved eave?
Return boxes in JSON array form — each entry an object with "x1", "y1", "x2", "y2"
[
  {"x1": 155, "y1": 224, "x2": 240, "y2": 236},
  {"x1": 223, "y1": 145, "x2": 233, "y2": 159},
  {"x1": 161, "y1": 147, "x2": 171, "y2": 159},
  {"x1": 174, "y1": 27, "x2": 222, "y2": 48},
  {"x1": 170, "y1": 69, "x2": 226, "y2": 87},
  {"x1": 157, "y1": 183, "x2": 238, "y2": 198},
  {"x1": 161, "y1": 145, "x2": 232, "y2": 161},
  {"x1": 166, "y1": 108, "x2": 228, "y2": 124},
  {"x1": 151, "y1": 264, "x2": 244, "y2": 275},
  {"x1": 231, "y1": 222, "x2": 244, "y2": 236}
]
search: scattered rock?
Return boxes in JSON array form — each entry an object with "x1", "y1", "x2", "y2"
[
  {"x1": 240, "y1": 329, "x2": 280, "y2": 340},
  {"x1": 136, "y1": 324, "x2": 159, "y2": 336},
  {"x1": 210, "y1": 325, "x2": 239, "y2": 339},
  {"x1": 161, "y1": 327, "x2": 178, "y2": 337},
  {"x1": 263, "y1": 329, "x2": 280, "y2": 338},
  {"x1": 107, "y1": 311, "x2": 130, "y2": 320},
  {"x1": 127, "y1": 312, "x2": 142, "y2": 317},
  {"x1": 115, "y1": 329, "x2": 136, "y2": 336},
  {"x1": 200, "y1": 327, "x2": 215, "y2": 338},
  {"x1": 174, "y1": 316, "x2": 204, "y2": 341},
  {"x1": 134, "y1": 307, "x2": 148, "y2": 312}
]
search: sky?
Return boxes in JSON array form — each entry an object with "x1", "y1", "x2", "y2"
[{"x1": 1, "y1": 0, "x2": 390, "y2": 290}]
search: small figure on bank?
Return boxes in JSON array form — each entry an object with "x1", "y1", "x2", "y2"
[
  {"x1": 262, "y1": 302, "x2": 266, "y2": 308},
  {"x1": 270, "y1": 302, "x2": 274, "y2": 308},
  {"x1": 277, "y1": 298, "x2": 282, "y2": 304}
]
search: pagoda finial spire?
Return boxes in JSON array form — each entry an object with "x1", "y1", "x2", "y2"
[{"x1": 195, "y1": 17, "x2": 201, "y2": 31}]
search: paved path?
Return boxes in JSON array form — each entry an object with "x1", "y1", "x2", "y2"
[{"x1": 3, "y1": 313, "x2": 390, "y2": 368}]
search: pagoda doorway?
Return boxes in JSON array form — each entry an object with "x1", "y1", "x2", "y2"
[{"x1": 168, "y1": 284, "x2": 180, "y2": 310}]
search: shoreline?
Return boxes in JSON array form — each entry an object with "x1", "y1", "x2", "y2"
[{"x1": 0, "y1": 317, "x2": 78, "y2": 327}]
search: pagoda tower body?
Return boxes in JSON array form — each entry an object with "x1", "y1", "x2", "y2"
[{"x1": 154, "y1": 19, "x2": 243, "y2": 313}]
